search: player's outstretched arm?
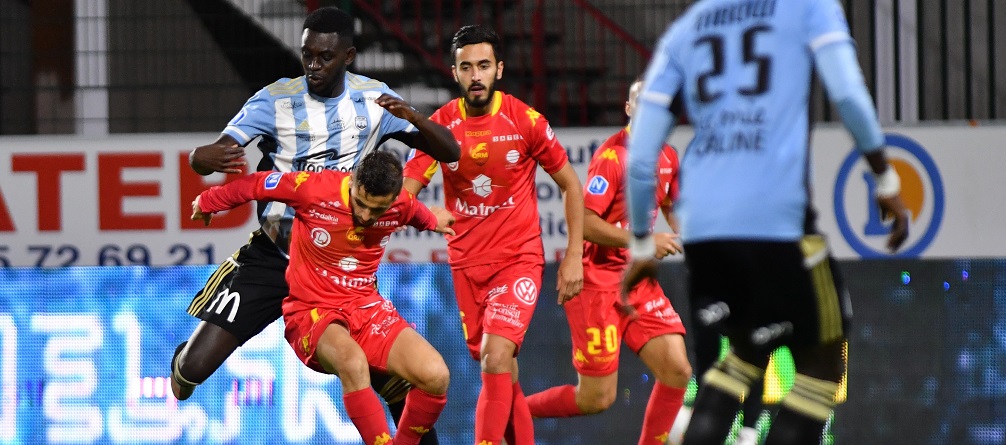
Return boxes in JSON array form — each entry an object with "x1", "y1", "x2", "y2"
[
  {"x1": 376, "y1": 94, "x2": 461, "y2": 162},
  {"x1": 189, "y1": 134, "x2": 246, "y2": 176},
  {"x1": 190, "y1": 196, "x2": 213, "y2": 226},
  {"x1": 428, "y1": 206, "x2": 456, "y2": 236},
  {"x1": 403, "y1": 177, "x2": 426, "y2": 196},
  {"x1": 550, "y1": 163, "x2": 584, "y2": 304}
]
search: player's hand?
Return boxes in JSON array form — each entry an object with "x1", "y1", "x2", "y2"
[
  {"x1": 620, "y1": 258, "x2": 658, "y2": 319},
  {"x1": 375, "y1": 94, "x2": 422, "y2": 123},
  {"x1": 653, "y1": 232, "x2": 682, "y2": 259},
  {"x1": 190, "y1": 196, "x2": 212, "y2": 226},
  {"x1": 191, "y1": 142, "x2": 246, "y2": 174},
  {"x1": 876, "y1": 194, "x2": 909, "y2": 252},
  {"x1": 556, "y1": 253, "x2": 583, "y2": 305},
  {"x1": 430, "y1": 206, "x2": 456, "y2": 236}
]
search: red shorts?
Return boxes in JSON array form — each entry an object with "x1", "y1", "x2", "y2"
[
  {"x1": 564, "y1": 278, "x2": 685, "y2": 376},
  {"x1": 283, "y1": 299, "x2": 410, "y2": 373},
  {"x1": 451, "y1": 258, "x2": 543, "y2": 361}
]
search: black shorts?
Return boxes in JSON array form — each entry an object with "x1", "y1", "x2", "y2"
[
  {"x1": 684, "y1": 235, "x2": 851, "y2": 354},
  {"x1": 186, "y1": 230, "x2": 289, "y2": 344}
]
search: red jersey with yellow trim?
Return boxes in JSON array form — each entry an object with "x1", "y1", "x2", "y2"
[
  {"x1": 404, "y1": 91, "x2": 569, "y2": 268},
  {"x1": 198, "y1": 170, "x2": 438, "y2": 308},
  {"x1": 582, "y1": 127, "x2": 679, "y2": 287}
]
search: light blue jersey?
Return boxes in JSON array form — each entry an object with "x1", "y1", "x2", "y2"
[
  {"x1": 628, "y1": 0, "x2": 858, "y2": 243},
  {"x1": 222, "y1": 72, "x2": 418, "y2": 249}
]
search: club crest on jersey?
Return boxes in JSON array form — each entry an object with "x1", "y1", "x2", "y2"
[
  {"x1": 470, "y1": 142, "x2": 489, "y2": 166},
  {"x1": 587, "y1": 176, "x2": 609, "y2": 195},
  {"x1": 355, "y1": 115, "x2": 368, "y2": 130},
  {"x1": 264, "y1": 172, "x2": 283, "y2": 189},
  {"x1": 310, "y1": 227, "x2": 331, "y2": 247},
  {"x1": 447, "y1": 161, "x2": 459, "y2": 171},
  {"x1": 346, "y1": 227, "x2": 365, "y2": 245}
]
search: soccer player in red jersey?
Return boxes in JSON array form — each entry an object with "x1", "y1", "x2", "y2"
[
  {"x1": 525, "y1": 79, "x2": 692, "y2": 445},
  {"x1": 192, "y1": 151, "x2": 454, "y2": 445},
  {"x1": 403, "y1": 25, "x2": 584, "y2": 445}
]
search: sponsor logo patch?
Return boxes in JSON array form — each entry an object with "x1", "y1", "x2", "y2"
[
  {"x1": 311, "y1": 228, "x2": 331, "y2": 247},
  {"x1": 587, "y1": 176, "x2": 609, "y2": 195},
  {"x1": 264, "y1": 172, "x2": 283, "y2": 189},
  {"x1": 513, "y1": 277, "x2": 538, "y2": 305},
  {"x1": 472, "y1": 174, "x2": 493, "y2": 198}
]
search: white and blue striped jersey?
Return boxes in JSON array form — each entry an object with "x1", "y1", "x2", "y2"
[
  {"x1": 633, "y1": 0, "x2": 852, "y2": 243},
  {"x1": 222, "y1": 72, "x2": 418, "y2": 250}
]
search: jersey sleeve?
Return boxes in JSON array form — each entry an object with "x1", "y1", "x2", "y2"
[
  {"x1": 222, "y1": 86, "x2": 279, "y2": 146},
  {"x1": 583, "y1": 150, "x2": 623, "y2": 218},
  {"x1": 403, "y1": 149, "x2": 439, "y2": 186},
  {"x1": 525, "y1": 110, "x2": 568, "y2": 174},
  {"x1": 199, "y1": 171, "x2": 312, "y2": 214},
  {"x1": 805, "y1": 0, "x2": 853, "y2": 52},
  {"x1": 404, "y1": 193, "x2": 438, "y2": 231},
  {"x1": 638, "y1": 24, "x2": 684, "y2": 109}
]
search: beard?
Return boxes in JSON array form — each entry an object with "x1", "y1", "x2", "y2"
[{"x1": 461, "y1": 82, "x2": 496, "y2": 108}]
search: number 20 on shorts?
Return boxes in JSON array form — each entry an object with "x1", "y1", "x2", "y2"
[{"x1": 586, "y1": 325, "x2": 618, "y2": 355}]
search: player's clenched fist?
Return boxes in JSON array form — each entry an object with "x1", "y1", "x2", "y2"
[{"x1": 190, "y1": 196, "x2": 212, "y2": 226}]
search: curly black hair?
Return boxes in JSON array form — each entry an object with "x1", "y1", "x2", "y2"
[
  {"x1": 355, "y1": 150, "x2": 403, "y2": 198},
  {"x1": 303, "y1": 7, "x2": 354, "y2": 43},
  {"x1": 450, "y1": 24, "x2": 503, "y2": 63}
]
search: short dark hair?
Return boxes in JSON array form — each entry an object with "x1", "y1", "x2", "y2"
[
  {"x1": 303, "y1": 7, "x2": 355, "y2": 42},
  {"x1": 450, "y1": 24, "x2": 503, "y2": 62},
  {"x1": 355, "y1": 151, "x2": 403, "y2": 198}
]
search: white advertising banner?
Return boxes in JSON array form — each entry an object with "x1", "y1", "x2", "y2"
[{"x1": 0, "y1": 124, "x2": 1003, "y2": 266}]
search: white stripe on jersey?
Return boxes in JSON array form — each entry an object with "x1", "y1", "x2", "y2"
[
  {"x1": 337, "y1": 95, "x2": 360, "y2": 171},
  {"x1": 223, "y1": 126, "x2": 252, "y2": 145},
  {"x1": 359, "y1": 91, "x2": 386, "y2": 157},
  {"x1": 273, "y1": 97, "x2": 298, "y2": 172},
  {"x1": 810, "y1": 31, "x2": 850, "y2": 52},
  {"x1": 304, "y1": 96, "x2": 330, "y2": 170},
  {"x1": 360, "y1": 92, "x2": 386, "y2": 156}
]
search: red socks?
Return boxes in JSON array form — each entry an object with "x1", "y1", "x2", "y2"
[
  {"x1": 395, "y1": 388, "x2": 447, "y2": 445},
  {"x1": 504, "y1": 382, "x2": 535, "y2": 445},
  {"x1": 638, "y1": 382, "x2": 685, "y2": 445},
  {"x1": 343, "y1": 388, "x2": 393, "y2": 445},
  {"x1": 474, "y1": 372, "x2": 512, "y2": 445},
  {"x1": 526, "y1": 384, "x2": 583, "y2": 418}
]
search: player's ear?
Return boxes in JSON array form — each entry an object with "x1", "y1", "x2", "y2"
[
  {"x1": 452, "y1": 65, "x2": 459, "y2": 83},
  {"x1": 344, "y1": 46, "x2": 356, "y2": 66},
  {"x1": 496, "y1": 60, "x2": 504, "y2": 80}
]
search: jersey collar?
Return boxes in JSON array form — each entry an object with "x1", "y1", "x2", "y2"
[{"x1": 340, "y1": 176, "x2": 352, "y2": 207}]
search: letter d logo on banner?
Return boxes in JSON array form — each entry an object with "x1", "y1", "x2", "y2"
[{"x1": 833, "y1": 134, "x2": 945, "y2": 258}]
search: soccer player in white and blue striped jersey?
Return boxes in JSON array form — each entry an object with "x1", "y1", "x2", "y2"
[
  {"x1": 622, "y1": 1, "x2": 909, "y2": 443},
  {"x1": 173, "y1": 8, "x2": 458, "y2": 445}
]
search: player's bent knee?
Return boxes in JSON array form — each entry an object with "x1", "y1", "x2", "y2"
[
  {"x1": 576, "y1": 388, "x2": 616, "y2": 414},
  {"x1": 414, "y1": 358, "x2": 450, "y2": 395},
  {"x1": 650, "y1": 354, "x2": 692, "y2": 387},
  {"x1": 480, "y1": 348, "x2": 514, "y2": 373}
]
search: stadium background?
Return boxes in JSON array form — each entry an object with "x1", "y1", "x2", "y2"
[{"x1": 1, "y1": 1, "x2": 1005, "y2": 444}]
